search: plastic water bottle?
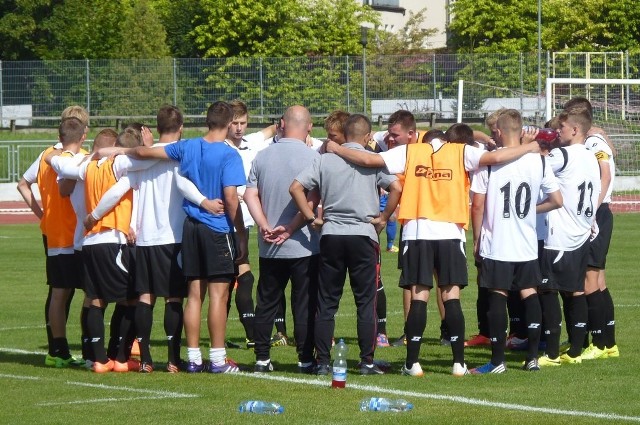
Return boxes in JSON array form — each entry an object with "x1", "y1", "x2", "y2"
[
  {"x1": 523, "y1": 125, "x2": 558, "y2": 143},
  {"x1": 360, "y1": 397, "x2": 414, "y2": 412},
  {"x1": 238, "y1": 400, "x2": 284, "y2": 414},
  {"x1": 331, "y1": 338, "x2": 348, "y2": 388}
]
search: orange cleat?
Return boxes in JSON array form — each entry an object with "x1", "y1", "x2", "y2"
[
  {"x1": 464, "y1": 334, "x2": 491, "y2": 347},
  {"x1": 113, "y1": 358, "x2": 141, "y2": 372},
  {"x1": 92, "y1": 359, "x2": 115, "y2": 373}
]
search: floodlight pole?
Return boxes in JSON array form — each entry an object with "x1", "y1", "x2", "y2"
[{"x1": 361, "y1": 26, "x2": 368, "y2": 116}]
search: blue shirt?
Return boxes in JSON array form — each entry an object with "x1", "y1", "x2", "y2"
[{"x1": 165, "y1": 137, "x2": 246, "y2": 232}]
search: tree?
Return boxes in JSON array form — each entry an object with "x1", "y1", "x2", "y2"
[
  {"x1": 190, "y1": 0, "x2": 379, "y2": 58},
  {"x1": 116, "y1": 0, "x2": 170, "y2": 59},
  {"x1": 447, "y1": 0, "x2": 640, "y2": 53},
  {"x1": 0, "y1": 0, "x2": 53, "y2": 60},
  {"x1": 152, "y1": 0, "x2": 205, "y2": 58}
]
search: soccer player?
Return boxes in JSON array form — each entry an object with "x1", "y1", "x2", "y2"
[
  {"x1": 561, "y1": 98, "x2": 619, "y2": 360},
  {"x1": 244, "y1": 105, "x2": 320, "y2": 374},
  {"x1": 538, "y1": 106, "x2": 602, "y2": 366},
  {"x1": 326, "y1": 123, "x2": 541, "y2": 377},
  {"x1": 36, "y1": 117, "x2": 88, "y2": 367},
  {"x1": 45, "y1": 128, "x2": 119, "y2": 367},
  {"x1": 469, "y1": 109, "x2": 562, "y2": 373},
  {"x1": 224, "y1": 100, "x2": 275, "y2": 349},
  {"x1": 17, "y1": 105, "x2": 89, "y2": 363},
  {"x1": 290, "y1": 113, "x2": 402, "y2": 375}
]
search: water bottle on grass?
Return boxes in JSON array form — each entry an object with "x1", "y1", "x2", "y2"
[
  {"x1": 360, "y1": 397, "x2": 413, "y2": 412},
  {"x1": 238, "y1": 400, "x2": 284, "y2": 414}
]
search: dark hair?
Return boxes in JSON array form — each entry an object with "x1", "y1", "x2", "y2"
[
  {"x1": 157, "y1": 104, "x2": 183, "y2": 135},
  {"x1": 206, "y1": 101, "x2": 234, "y2": 130},
  {"x1": 388, "y1": 110, "x2": 416, "y2": 132},
  {"x1": 445, "y1": 123, "x2": 474, "y2": 145},
  {"x1": 422, "y1": 129, "x2": 446, "y2": 143},
  {"x1": 564, "y1": 97, "x2": 593, "y2": 120}
]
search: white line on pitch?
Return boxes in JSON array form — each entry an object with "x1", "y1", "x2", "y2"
[
  {"x1": 245, "y1": 373, "x2": 640, "y2": 423},
  {"x1": 37, "y1": 395, "x2": 192, "y2": 407}
]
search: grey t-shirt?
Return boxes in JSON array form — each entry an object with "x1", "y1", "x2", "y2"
[
  {"x1": 247, "y1": 138, "x2": 321, "y2": 258},
  {"x1": 295, "y1": 142, "x2": 397, "y2": 242}
]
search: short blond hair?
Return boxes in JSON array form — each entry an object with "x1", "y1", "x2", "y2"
[{"x1": 61, "y1": 105, "x2": 89, "y2": 127}]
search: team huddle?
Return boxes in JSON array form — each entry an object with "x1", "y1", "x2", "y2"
[{"x1": 17, "y1": 97, "x2": 617, "y2": 376}]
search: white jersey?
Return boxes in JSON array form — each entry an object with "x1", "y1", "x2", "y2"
[
  {"x1": 472, "y1": 152, "x2": 559, "y2": 261},
  {"x1": 128, "y1": 160, "x2": 186, "y2": 246},
  {"x1": 585, "y1": 134, "x2": 615, "y2": 204},
  {"x1": 545, "y1": 144, "x2": 601, "y2": 251},
  {"x1": 380, "y1": 143, "x2": 484, "y2": 241},
  {"x1": 225, "y1": 131, "x2": 271, "y2": 228}
]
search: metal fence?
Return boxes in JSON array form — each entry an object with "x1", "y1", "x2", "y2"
[
  {"x1": 1, "y1": 52, "x2": 639, "y2": 181},
  {"x1": 2, "y1": 52, "x2": 639, "y2": 125}
]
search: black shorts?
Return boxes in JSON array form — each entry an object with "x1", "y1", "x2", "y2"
[
  {"x1": 540, "y1": 240, "x2": 590, "y2": 293},
  {"x1": 181, "y1": 217, "x2": 236, "y2": 281},
  {"x1": 135, "y1": 244, "x2": 187, "y2": 298},
  {"x1": 587, "y1": 203, "x2": 613, "y2": 269},
  {"x1": 47, "y1": 252, "x2": 84, "y2": 289},
  {"x1": 480, "y1": 258, "x2": 541, "y2": 291},
  {"x1": 400, "y1": 239, "x2": 468, "y2": 289},
  {"x1": 83, "y1": 243, "x2": 136, "y2": 302}
]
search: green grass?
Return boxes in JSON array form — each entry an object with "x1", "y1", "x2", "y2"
[{"x1": 0, "y1": 216, "x2": 639, "y2": 424}]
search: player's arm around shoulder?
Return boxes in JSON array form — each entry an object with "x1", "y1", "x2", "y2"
[{"x1": 325, "y1": 140, "x2": 385, "y2": 167}]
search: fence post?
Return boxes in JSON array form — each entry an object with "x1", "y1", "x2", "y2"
[
  {"x1": 86, "y1": 59, "x2": 90, "y2": 113},
  {"x1": 519, "y1": 52, "x2": 524, "y2": 112},
  {"x1": 433, "y1": 53, "x2": 437, "y2": 112},
  {"x1": 259, "y1": 58, "x2": 264, "y2": 119},
  {"x1": 346, "y1": 56, "x2": 350, "y2": 113},
  {"x1": 173, "y1": 58, "x2": 177, "y2": 106}
]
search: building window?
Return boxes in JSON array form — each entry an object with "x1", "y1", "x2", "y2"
[{"x1": 364, "y1": 0, "x2": 405, "y2": 14}]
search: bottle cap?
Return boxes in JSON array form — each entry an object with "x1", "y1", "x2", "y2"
[
  {"x1": 277, "y1": 406, "x2": 284, "y2": 414},
  {"x1": 406, "y1": 402, "x2": 414, "y2": 410}
]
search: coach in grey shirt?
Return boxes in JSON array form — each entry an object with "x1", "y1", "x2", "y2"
[
  {"x1": 290, "y1": 113, "x2": 402, "y2": 375},
  {"x1": 244, "y1": 105, "x2": 320, "y2": 374}
]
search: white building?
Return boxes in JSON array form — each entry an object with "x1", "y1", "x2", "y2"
[{"x1": 363, "y1": 0, "x2": 450, "y2": 49}]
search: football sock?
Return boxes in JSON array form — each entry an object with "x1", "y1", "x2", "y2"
[
  {"x1": 81, "y1": 305, "x2": 92, "y2": 361},
  {"x1": 135, "y1": 301, "x2": 154, "y2": 363},
  {"x1": 405, "y1": 300, "x2": 427, "y2": 368},
  {"x1": 586, "y1": 291, "x2": 607, "y2": 349},
  {"x1": 487, "y1": 292, "x2": 508, "y2": 365},
  {"x1": 443, "y1": 299, "x2": 465, "y2": 364},
  {"x1": 51, "y1": 337, "x2": 71, "y2": 359},
  {"x1": 115, "y1": 305, "x2": 136, "y2": 362},
  {"x1": 385, "y1": 220, "x2": 397, "y2": 249},
  {"x1": 87, "y1": 305, "x2": 108, "y2": 363},
  {"x1": 45, "y1": 287, "x2": 53, "y2": 350},
  {"x1": 210, "y1": 347, "x2": 226, "y2": 366},
  {"x1": 187, "y1": 347, "x2": 202, "y2": 365},
  {"x1": 523, "y1": 294, "x2": 542, "y2": 361},
  {"x1": 107, "y1": 304, "x2": 126, "y2": 359},
  {"x1": 164, "y1": 301, "x2": 183, "y2": 364},
  {"x1": 508, "y1": 290, "x2": 527, "y2": 338},
  {"x1": 539, "y1": 291, "x2": 561, "y2": 358},
  {"x1": 567, "y1": 294, "x2": 588, "y2": 358},
  {"x1": 236, "y1": 271, "x2": 255, "y2": 341},
  {"x1": 376, "y1": 282, "x2": 387, "y2": 335},
  {"x1": 602, "y1": 288, "x2": 616, "y2": 347},
  {"x1": 476, "y1": 286, "x2": 490, "y2": 337}
]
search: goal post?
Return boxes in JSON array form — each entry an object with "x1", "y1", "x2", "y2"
[{"x1": 546, "y1": 77, "x2": 640, "y2": 212}]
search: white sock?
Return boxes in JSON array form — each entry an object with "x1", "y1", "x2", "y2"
[
  {"x1": 210, "y1": 347, "x2": 226, "y2": 366},
  {"x1": 187, "y1": 347, "x2": 202, "y2": 365}
]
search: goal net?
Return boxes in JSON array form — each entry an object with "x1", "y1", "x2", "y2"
[{"x1": 546, "y1": 78, "x2": 640, "y2": 213}]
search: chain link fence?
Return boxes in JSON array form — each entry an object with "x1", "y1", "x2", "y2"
[{"x1": 1, "y1": 52, "x2": 639, "y2": 182}]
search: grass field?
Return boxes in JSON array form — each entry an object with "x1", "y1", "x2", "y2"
[{"x1": 0, "y1": 216, "x2": 639, "y2": 424}]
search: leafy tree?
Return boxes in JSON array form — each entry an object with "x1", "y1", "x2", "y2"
[
  {"x1": 152, "y1": 0, "x2": 205, "y2": 58},
  {"x1": 191, "y1": 0, "x2": 379, "y2": 58},
  {"x1": 0, "y1": 0, "x2": 53, "y2": 60},
  {"x1": 116, "y1": 0, "x2": 170, "y2": 58}
]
